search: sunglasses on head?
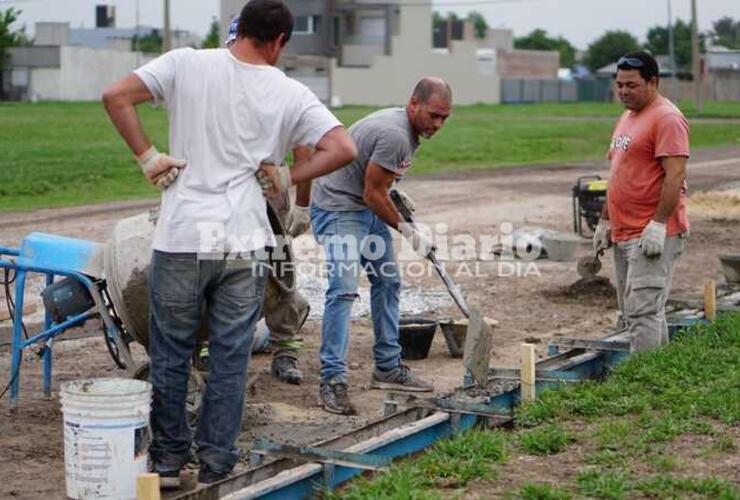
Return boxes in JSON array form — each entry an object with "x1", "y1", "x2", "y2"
[{"x1": 616, "y1": 56, "x2": 644, "y2": 69}]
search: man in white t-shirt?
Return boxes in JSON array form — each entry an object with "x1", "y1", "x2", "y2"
[{"x1": 102, "y1": 0, "x2": 355, "y2": 488}]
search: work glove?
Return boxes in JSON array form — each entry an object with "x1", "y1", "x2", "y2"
[
  {"x1": 639, "y1": 220, "x2": 667, "y2": 257},
  {"x1": 395, "y1": 190, "x2": 416, "y2": 212},
  {"x1": 136, "y1": 146, "x2": 186, "y2": 189},
  {"x1": 593, "y1": 219, "x2": 611, "y2": 253},
  {"x1": 399, "y1": 223, "x2": 435, "y2": 258},
  {"x1": 256, "y1": 162, "x2": 293, "y2": 198},
  {"x1": 286, "y1": 204, "x2": 311, "y2": 238}
]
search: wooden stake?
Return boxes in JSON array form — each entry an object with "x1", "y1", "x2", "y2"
[
  {"x1": 136, "y1": 473, "x2": 161, "y2": 500},
  {"x1": 520, "y1": 343, "x2": 536, "y2": 403},
  {"x1": 704, "y1": 280, "x2": 716, "y2": 321}
]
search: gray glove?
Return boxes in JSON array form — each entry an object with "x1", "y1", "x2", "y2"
[
  {"x1": 639, "y1": 220, "x2": 666, "y2": 257},
  {"x1": 256, "y1": 162, "x2": 293, "y2": 198},
  {"x1": 286, "y1": 204, "x2": 311, "y2": 238},
  {"x1": 396, "y1": 190, "x2": 416, "y2": 212},
  {"x1": 399, "y1": 223, "x2": 435, "y2": 258},
  {"x1": 136, "y1": 146, "x2": 186, "y2": 190}
]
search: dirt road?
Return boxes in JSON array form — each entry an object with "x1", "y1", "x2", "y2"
[{"x1": 1, "y1": 147, "x2": 738, "y2": 498}]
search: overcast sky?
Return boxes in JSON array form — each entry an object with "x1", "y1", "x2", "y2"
[{"x1": 3, "y1": 0, "x2": 739, "y2": 50}]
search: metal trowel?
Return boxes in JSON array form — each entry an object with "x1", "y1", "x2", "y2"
[{"x1": 576, "y1": 248, "x2": 605, "y2": 279}]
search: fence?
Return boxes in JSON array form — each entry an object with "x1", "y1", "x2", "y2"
[{"x1": 501, "y1": 78, "x2": 612, "y2": 104}]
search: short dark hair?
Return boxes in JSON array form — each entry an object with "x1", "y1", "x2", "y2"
[
  {"x1": 237, "y1": 0, "x2": 293, "y2": 46},
  {"x1": 412, "y1": 78, "x2": 453, "y2": 104},
  {"x1": 616, "y1": 51, "x2": 659, "y2": 82}
]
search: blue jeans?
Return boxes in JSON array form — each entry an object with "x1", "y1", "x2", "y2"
[
  {"x1": 311, "y1": 206, "x2": 402, "y2": 384},
  {"x1": 148, "y1": 250, "x2": 267, "y2": 474}
]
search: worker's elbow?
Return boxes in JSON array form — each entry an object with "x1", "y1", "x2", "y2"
[
  {"x1": 338, "y1": 138, "x2": 357, "y2": 166},
  {"x1": 101, "y1": 85, "x2": 118, "y2": 109},
  {"x1": 362, "y1": 188, "x2": 375, "y2": 207}
]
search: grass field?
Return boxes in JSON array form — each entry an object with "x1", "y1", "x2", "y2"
[
  {"x1": 331, "y1": 314, "x2": 740, "y2": 499},
  {"x1": 1, "y1": 101, "x2": 739, "y2": 212}
]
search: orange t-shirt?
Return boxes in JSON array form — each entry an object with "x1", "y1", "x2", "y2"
[{"x1": 607, "y1": 95, "x2": 690, "y2": 242}]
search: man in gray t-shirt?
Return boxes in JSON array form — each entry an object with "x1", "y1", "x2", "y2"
[
  {"x1": 310, "y1": 78, "x2": 453, "y2": 415},
  {"x1": 312, "y1": 107, "x2": 418, "y2": 211}
]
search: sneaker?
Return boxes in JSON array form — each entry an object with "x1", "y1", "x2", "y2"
[
  {"x1": 271, "y1": 356, "x2": 303, "y2": 385},
  {"x1": 371, "y1": 364, "x2": 434, "y2": 392},
  {"x1": 158, "y1": 469, "x2": 181, "y2": 490},
  {"x1": 318, "y1": 379, "x2": 357, "y2": 415},
  {"x1": 197, "y1": 465, "x2": 229, "y2": 488}
]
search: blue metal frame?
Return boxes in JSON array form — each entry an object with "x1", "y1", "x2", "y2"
[{"x1": 1, "y1": 238, "x2": 106, "y2": 409}]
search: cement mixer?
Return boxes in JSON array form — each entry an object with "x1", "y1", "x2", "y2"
[{"x1": 103, "y1": 203, "x2": 309, "y2": 423}]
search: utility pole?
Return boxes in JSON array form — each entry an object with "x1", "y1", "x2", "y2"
[
  {"x1": 690, "y1": 0, "x2": 703, "y2": 112},
  {"x1": 163, "y1": 0, "x2": 171, "y2": 53},
  {"x1": 667, "y1": 0, "x2": 677, "y2": 102}
]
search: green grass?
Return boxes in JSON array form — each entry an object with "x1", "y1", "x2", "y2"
[
  {"x1": 324, "y1": 428, "x2": 508, "y2": 499},
  {"x1": 1, "y1": 101, "x2": 740, "y2": 212},
  {"x1": 514, "y1": 483, "x2": 573, "y2": 499},
  {"x1": 518, "y1": 423, "x2": 574, "y2": 455},
  {"x1": 333, "y1": 314, "x2": 740, "y2": 499}
]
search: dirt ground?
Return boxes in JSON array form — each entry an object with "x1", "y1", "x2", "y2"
[{"x1": 1, "y1": 147, "x2": 739, "y2": 498}]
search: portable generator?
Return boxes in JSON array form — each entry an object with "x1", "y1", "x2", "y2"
[{"x1": 572, "y1": 175, "x2": 607, "y2": 237}]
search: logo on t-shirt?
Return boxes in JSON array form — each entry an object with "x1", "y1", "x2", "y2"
[
  {"x1": 397, "y1": 159, "x2": 412, "y2": 175},
  {"x1": 610, "y1": 134, "x2": 632, "y2": 152}
]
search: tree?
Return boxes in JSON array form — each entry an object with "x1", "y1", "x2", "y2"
[
  {"x1": 0, "y1": 7, "x2": 28, "y2": 98},
  {"x1": 584, "y1": 30, "x2": 640, "y2": 72},
  {"x1": 132, "y1": 30, "x2": 163, "y2": 54},
  {"x1": 514, "y1": 28, "x2": 577, "y2": 68},
  {"x1": 202, "y1": 16, "x2": 220, "y2": 49},
  {"x1": 468, "y1": 11, "x2": 488, "y2": 39},
  {"x1": 644, "y1": 19, "x2": 704, "y2": 70},
  {"x1": 710, "y1": 16, "x2": 740, "y2": 49}
]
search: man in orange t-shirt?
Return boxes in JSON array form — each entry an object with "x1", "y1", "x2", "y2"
[{"x1": 593, "y1": 51, "x2": 689, "y2": 351}]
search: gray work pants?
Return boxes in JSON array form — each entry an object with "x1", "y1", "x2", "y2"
[{"x1": 613, "y1": 234, "x2": 686, "y2": 351}]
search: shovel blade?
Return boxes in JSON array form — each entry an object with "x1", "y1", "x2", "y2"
[
  {"x1": 576, "y1": 253, "x2": 602, "y2": 279},
  {"x1": 463, "y1": 309, "x2": 492, "y2": 386}
]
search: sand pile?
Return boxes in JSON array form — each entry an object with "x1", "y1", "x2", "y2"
[{"x1": 688, "y1": 189, "x2": 740, "y2": 218}]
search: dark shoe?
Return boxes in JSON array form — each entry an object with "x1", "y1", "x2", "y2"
[
  {"x1": 318, "y1": 379, "x2": 357, "y2": 415},
  {"x1": 271, "y1": 356, "x2": 303, "y2": 385},
  {"x1": 197, "y1": 465, "x2": 229, "y2": 488},
  {"x1": 158, "y1": 469, "x2": 181, "y2": 490},
  {"x1": 371, "y1": 364, "x2": 434, "y2": 392}
]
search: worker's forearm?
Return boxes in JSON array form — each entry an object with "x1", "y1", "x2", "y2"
[
  {"x1": 295, "y1": 180, "x2": 312, "y2": 207},
  {"x1": 290, "y1": 148, "x2": 351, "y2": 184},
  {"x1": 103, "y1": 100, "x2": 151, "y2": 156},
  {"x1": 364, "y1": 190, "x2": 402, "y2": 229},
  {"x1": 653, "y1": 175, "x2": 683, "y2": 223}
]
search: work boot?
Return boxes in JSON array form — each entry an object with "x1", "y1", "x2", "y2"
[
  {"x1": 271, "y1": 355, "x2": 303, "y2": 385},
  {"x1": 197, "y1": 464, "x2": 229, "y2": 488},
  {"x1": 371, "y1": 364, "x2": 434, "y2": 392},
  {"x1": 318, "y1": 379, "x2": 357, "y2": 415}
]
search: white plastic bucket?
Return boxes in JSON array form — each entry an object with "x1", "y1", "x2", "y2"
[{"x1": 60, "y1": 378, "x2": 152, "y2": 500}]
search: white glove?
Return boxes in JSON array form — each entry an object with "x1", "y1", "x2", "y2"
[
  {"x1": 399, "y1": 223, "x2": 435, "y2": 258},
  {"x1": 136, "y1": 146, "x2": 186, "y2": 189},
  {"x1": 256, "y1": 162, "x2": 293, "y2": 198},
  {"x1": 396, "y1": 190, "x2": 416, "y2": 212},
  {"x1": 639, "y1": 220, "x2": 667, "y2": 257},
  {"x1": 593, "y1": 219, "x2": 611, "y2": 253},
  {"x1": 286, "y1": 204, "x2": 311, "y2": 238}
]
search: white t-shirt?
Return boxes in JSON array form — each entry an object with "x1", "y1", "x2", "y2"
[{"x1": 134, "y1": 47, "x2": 342, "y2": 253}]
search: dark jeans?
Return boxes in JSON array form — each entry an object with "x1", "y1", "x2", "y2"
[{"x1": 148, "y1": 250, "x2": 267, "y2": 474}]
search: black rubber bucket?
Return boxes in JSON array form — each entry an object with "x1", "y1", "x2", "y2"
[{"x1": 398, "y1": 318, "x2": 438, "y2": 360}]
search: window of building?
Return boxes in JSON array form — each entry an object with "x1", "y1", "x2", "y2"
[{"x1": 294, "y1": 15, "x2": 321, "y2": 34}]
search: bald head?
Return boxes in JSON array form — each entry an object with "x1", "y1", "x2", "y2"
[
  {"x1": 411, "y1": 77, "x2": 452, "y2": 105},
  {"x1": 407, "y1": 77, "x2": 452, "y2": 139}
]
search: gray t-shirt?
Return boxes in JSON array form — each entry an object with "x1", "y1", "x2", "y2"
[{"x1": 312, "y1": 107, "x2": 419, "y2": 211}]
